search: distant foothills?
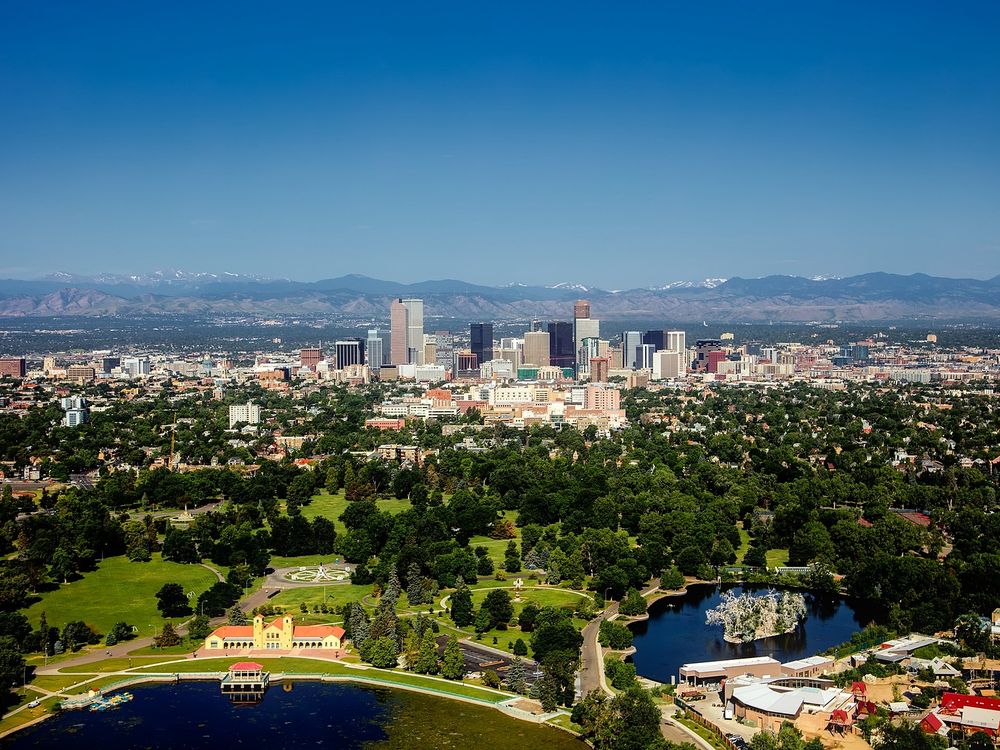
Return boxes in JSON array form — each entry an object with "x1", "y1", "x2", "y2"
[{"x1": 1, "y1": 270, "x2": 1000, "y2": 321}]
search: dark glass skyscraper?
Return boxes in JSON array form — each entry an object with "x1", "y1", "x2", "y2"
[
  {"x1": 642, "y1": 330, "x2": 666, "y2": 351},
  {"x1": 548, "y1": 321, "x2": 574, "y2": 368},
  {"x1": 470, "y1": 323, "x2": 494, "y2": 365}
]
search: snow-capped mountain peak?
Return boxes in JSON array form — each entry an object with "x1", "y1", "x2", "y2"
[{"x1": 653, "y1": 278, "x2": 728, "y2": 290}]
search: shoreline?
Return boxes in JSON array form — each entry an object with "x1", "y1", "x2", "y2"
[{"x1": 0, "y1": 660, "x2": 579, "y2": 741}]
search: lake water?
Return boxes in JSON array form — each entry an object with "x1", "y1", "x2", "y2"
[
  {"x1": 628, "y1": 584, "x2": 884, "y2": 683},
  {"x1": 4, "y1": 681, "x2": 584, "y2": 750}
]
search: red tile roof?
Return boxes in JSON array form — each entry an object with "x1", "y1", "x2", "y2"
[
  {"x1": 229, "y1": 662, "x2": 264, "y2": 671},
  {"x1": 294, "y1": 625, "x2": 345, "y2": 638},
  {"x1": 940, "y1": 692, "x2": 1000, "y2": 713},
  {"x1": 211, "y1": 626, "x2": 253, "y2": 638},
  {"x1": 920, "y1": 713, "x2": 944, "y2": 733}
]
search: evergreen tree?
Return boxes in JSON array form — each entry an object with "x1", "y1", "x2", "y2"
[
  {"x1": 546, "y1": 547, "x2": 566, "y2": 584},
  {"x1": 349, "y1": 602, "x2": 371, "y2": 650},
  {"x1": 414, "y1": 629, "x2": 439, "y2": 674},
  {"x1": 405, "y1": 562, "x2": 424, "y2": 606},
  {"x1": 226, "y1": 604, "x2": 248, "y2": 625},
  {"x1": 450, "y1": 583, "x2": 474, "y2": 627},
  {"x1": 504, "y1": 656, "x2": 527, "y2": 693},
  {"x1": 382, "y1": 567, "x2": 401, "y2": 607},
  {"x1": 503, "y1": 540, "x2": 521, "y2": 573},
  {"x1": 441, "y1": 636, "x2": 465, "y2": 679}
]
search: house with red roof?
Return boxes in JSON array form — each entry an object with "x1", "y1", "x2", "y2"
[
  {"x1": 204, "y1": 614, "x2": 344, "y2": 652},
  {"x1": 920, "y1": 693, "x2": 1000, "y2": 741}
]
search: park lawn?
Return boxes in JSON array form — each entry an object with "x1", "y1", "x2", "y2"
[
  {"x1": 29, "y1": 674, "x2": 92, "y2": 692},
  {"x1": 269, "y1": 583, "x2": 370, "y2": 614},
  {"x1": 766, "y1": 548, "x2": 790, "y2": 567},
  {"x1": 126, "y1": 641, "x2": 205, "y2": 656},
  {"x1": 295, "y1": 490, "x2": 411, "y2": 534},
  {"x1": 546, "y1": 713, "x2": 582, "y2": 734},
  {"x1": 21, "y1": 553, "x2": 219, "y2": 637},
  {"x1": 0, "y1": 696, "x2": 58, "y2": 736},
  {"x1": 127, "y1": 657, "x2": 508, "y2": 702},
  {"x1": 468, "y1": 511, "x2": 522, "y2": 569},
  {"x1": 735, "y1": 527, "x2": 751, "y2": 564},
  {"x1": 469, "y1": 586, "x2": 589, "y2": 612},
  {"x1": 59, "y1": 656, "x2": 176, "y2": 674}
]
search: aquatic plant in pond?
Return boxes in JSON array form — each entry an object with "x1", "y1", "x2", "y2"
[{"x1": 705, "y1": 589, "x2": 806, "y2": 643}]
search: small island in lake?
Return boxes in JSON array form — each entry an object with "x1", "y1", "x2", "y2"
[{"x1": 705, "y1": 589, "x2": 807, "y2": 643}]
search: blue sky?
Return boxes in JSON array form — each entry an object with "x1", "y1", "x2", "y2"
[{"x1": 1, "y1": 1, "x2": 998, "y2": 287}]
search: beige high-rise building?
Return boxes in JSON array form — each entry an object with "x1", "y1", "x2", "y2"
[
  {"x1": 573, "y1": 300, "x2": 591, "y2": 319},
  {"x1": 423, "y1": 334, "x2": 437, "y2": 368},
  {"x1": 522, "y1": 331, "x2": 550, "y2": 367},
  {"x1": 390, "y1": 299, "x2": 408, "y2": 365}
]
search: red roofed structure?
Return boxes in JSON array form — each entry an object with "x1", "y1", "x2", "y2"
[{"x1": 204, "y1": 614, "x2": 345, "y2": 653}]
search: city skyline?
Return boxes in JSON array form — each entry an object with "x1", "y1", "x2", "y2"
[{"x1": 2, "y1": 2, "x2": 999, "y2": 286}]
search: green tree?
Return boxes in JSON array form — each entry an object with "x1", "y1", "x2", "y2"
[
  {"x1": 362, "y1": 636, "x2": 399, "y2": 668},
  {"x1": 187, "y1": 614, "x2": 212, "y2": 641},
  {"x1": 512, "y1": 638, "x2": 528, "y2": 656},
  {"x1": 503, "y1": 540, "x2": 521, "y2": 573},
  {"x1": 618, "y1": 588, "x2": 647, "y2": 617},
  {"x1": 441, "y1": 636, "x2": 465, "y2": 680},
  {"x1": 504, "y1": 656, "x2": 527, "y2": 693},
  {"x1": 481, "y1": 588, "x2": 514, "y2": 630},
  {"x1": 414, "y1": 629, "x2": 439, "y2": 674},
  {"x1": 155, "y1": 582, "x2": 191, "y2": 617},
  {"x1": 226, "y1": 604, "x2": 248, "y2": 625},
  {"x1": 450, "y1": 583, "x2": 474, "y2": 627},
  {"x1": 153, "y1": 622, "x2": 181, "y2": 647}
]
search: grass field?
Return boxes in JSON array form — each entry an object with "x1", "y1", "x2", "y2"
[
  {"x1": 296, "y1": 490, "x2": 412, "y2": 534},
  {"x1": 269, "y1": 583, "x2": 370, "y2": 616},
  {"x1": 766, "y1": 548, "x2": 790, "y2": 567},
  {"x1": 467, "y1": 511, "x2": 522, "y2": 569},
  {"x1": 125, "y1": 656, "x2": 508, "y2": 702},
  {"x1": 21, "y1": 553, "x2": 219, "y2": 636},
  {"x1": 734, "y1": 527, "x2": 751, "y2": 564}
]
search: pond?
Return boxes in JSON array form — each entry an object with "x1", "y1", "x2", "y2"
[
  {"x1": 628, "y1": 583, "x2": 884, "y2": 683},
  {"x1": 5, "y1": 681, "x2": 585, "y2": 750}
]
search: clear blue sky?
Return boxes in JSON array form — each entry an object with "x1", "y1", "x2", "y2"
[{"x1": 1, "y1": 1, "x2": 998, "y2": 287}]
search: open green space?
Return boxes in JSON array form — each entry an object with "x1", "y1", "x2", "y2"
[
  {"x1": 734, "y1": 527, "x2": 751, "y2": 564},
  {"x1": 58, "y1": 656, "x2": 174, "y2": 674},
  {"x1": 765, "y1": 548, "x2": 790, "y2": 567},
  {"x1": 296, "y1": 490, "x2": 412, "y2": 534},
  {"x1": 21, "y1": 553, "x2": 219, "y2": 636},
  {"x1": 125, "y1": 656, "x2": 509, "y2": 702},
  {"x1": 269, "y1": 583, "x2": 370, "y2": 614},
  {"x1": 467, "y1": 511, "x2": 522, "y2": 568}
]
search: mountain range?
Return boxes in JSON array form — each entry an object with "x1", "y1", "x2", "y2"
[{"x1": 1, "y1": 271, "x2": 999, "y2": 321}]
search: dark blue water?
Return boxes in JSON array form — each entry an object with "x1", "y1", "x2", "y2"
[
  {"x1": 3, "y1": 681, "x2": 394, "y2": 749},
  {"x1": 628, "y1": 584, "x2": 884, "y2": 683}
]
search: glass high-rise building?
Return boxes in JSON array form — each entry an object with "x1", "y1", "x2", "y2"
[{"x1": 470, "y1": 323, "x2": 494, "y2": 366}]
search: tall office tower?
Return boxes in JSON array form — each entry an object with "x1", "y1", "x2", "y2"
[
  {"x1": 366, "y1": 329, "x2": 384, "y2": 371},
  {"x1": 470, "y1": 323, "x2": 494, "y2": 366},
  {"x1": 574, "y1": 319, "x2": 600, "y2": 375},
  {"x1": 573, "y1": 300, "x2": 591, "y2": 320},
  {"x1": 530, "y1": 319, "x2": 544, "y2": 332},
  {"x1": 390, "y1": 299, "x2": 408, "y2": 364},
  {"x1": 335, "y1": 339, "x2": 365, "y2": 370},
  {"x1": 547, "y1": 321, "x2": 574, "y2": 369},
  {"x1": 300, "y1": 347, "x2": 323, "y2": 371},
  {"x1": 666, "y1": 330, "x2": 686, "y2": 355},
  {"x1": 434, "y1": 331, "x2": 454, "y2": 369},
  {"x1": 621, "y1": 331, "x2": 643, "y2": 369},
  {"x1": 522, "y1": 330, "x2": 551, "y2": 367},
  {"x1": 403, "y1": 298, "x2": 425, "y2": 365},
  {"x1": 638, "y1": 344, "x2": 656, "y2": 370},
  {"x1": 423, "y1": 334, "x2": 437, "y2": 368},
  {"x1": 643, "y1": 330, "x2": 666, "y2": 351},
  {"x1": 101, "y1": 356, "x2": 121, "y2": 374}
]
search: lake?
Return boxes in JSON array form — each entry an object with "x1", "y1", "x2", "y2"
[
  {"x1": 628, "y1": 583, "x2": 884, "y2": 683},
  {"x1": 3, "y1": 681, "x2": 584, "y2": 749}
]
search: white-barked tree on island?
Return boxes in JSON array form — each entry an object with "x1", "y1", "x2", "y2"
[{"x1": 705, "y1": 589, "x2": 807, "y2": 643}]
